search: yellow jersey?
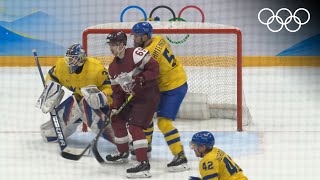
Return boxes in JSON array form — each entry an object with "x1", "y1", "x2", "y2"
[
  {"x1": 144, "y1": 36, "x2": 187, "y2": 92},
  {"x1": 199, "y1": 147, "x2": 248, "y2": 180},
  {"x1": 45, "y1": 57, "x2": 112, "y2": 104}
]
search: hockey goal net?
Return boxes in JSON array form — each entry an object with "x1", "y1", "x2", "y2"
[{"x1": 82, "y1": 22, "x2": 251, "y2": 131}]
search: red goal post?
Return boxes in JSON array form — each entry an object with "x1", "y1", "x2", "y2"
[{"x1": 82, "y1": 22, "x2": 251, "y2": 132}]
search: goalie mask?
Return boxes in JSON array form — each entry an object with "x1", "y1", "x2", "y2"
[{"x1": 64, "y1": 44, "x2": 86, "y2": 73}]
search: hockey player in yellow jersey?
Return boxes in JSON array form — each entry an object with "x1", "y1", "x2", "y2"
[
  {"x1": 131, "y1": 22, "x2": 189, "y2": 172},
  {"x1": 37, "y1": 43, "x2": 114, "y2": 144},
  {"x1": 189, "y1": 131, "x2": 248, "y2": 180}
]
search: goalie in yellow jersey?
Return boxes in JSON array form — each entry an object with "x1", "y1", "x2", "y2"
[
  {"x1": 37, "y1": 43, "x2": 114, "y2": 144},
  {"x1": 189, "y1": 131, "x2": 248, "y2": 180},
  {"x1": 131, "y1": 22, "x2": 189, "y2": 172}
]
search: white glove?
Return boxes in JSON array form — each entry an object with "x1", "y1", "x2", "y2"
[
  {"x1": 37, "y1": 80, "x2": 65, "y2": 113},
  {"x1": 108, "y1": 109, "x2": 118, "y2": 118},
  {"x1": 81, "y1": 85, "x2": 108, "y2": 109}
]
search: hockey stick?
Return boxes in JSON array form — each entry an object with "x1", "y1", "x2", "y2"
[
  {"x1": 91, "y1": 94, "x2": 133, "y2": 164},
  {"x1": 61, "y1": 94, "x2": 134, "y2": 161},
  {"x1": 32, "y1": 49, "x2": 67, "y2": 151}
]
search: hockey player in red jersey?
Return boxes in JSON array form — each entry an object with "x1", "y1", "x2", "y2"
[{"x1": 105, "y1": 31, "x2": 160, "y2": 178}]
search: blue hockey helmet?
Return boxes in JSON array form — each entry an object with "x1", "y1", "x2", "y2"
[
  {"x1": 190, "y1": 131, "x2": 215, "y2": 150},
  {"x1": 64, "y1": 43, "x2": 86, "y2": 73},
  {"x1": 131, "y1": 22, "x2": 153, "y2": 38}
]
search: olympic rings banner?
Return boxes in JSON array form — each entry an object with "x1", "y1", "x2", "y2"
[
  {"x1": 258, "y1": 8, "x2": 310, "y2": 33},
  {"x1": 120, "y1": 5, "x2": 205, "y2": 44}
]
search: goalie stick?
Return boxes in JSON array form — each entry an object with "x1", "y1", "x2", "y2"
[
  {"x1": 33, "y1": 49, "x2": 67, "y2": 151},
  {"x1": 61, "y1": 94, "x2": 134, "y2": 161}
]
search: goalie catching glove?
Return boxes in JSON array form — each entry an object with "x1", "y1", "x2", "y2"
[
  {"x1": 81, "y1": 85, "x2": 108, "y2": 109},
  {"x1": 36, "y1": 80, "x2": 65, "y2": 113}
]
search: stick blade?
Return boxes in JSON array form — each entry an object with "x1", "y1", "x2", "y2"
[
  {"x1": 92, "y1": 141, "x2": 106, "y2": 164},
  {"x1": 61, "y1": 147, "x2": 87, "y2": 160}
]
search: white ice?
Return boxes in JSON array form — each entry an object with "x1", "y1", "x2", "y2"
[{"x1": 0, "y1": 67, "x2": 319, "y2": 180}]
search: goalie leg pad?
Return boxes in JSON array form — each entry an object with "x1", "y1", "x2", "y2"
[
  {"x1": 56, "y1": 95, "x2": 82, "y2": 126},
  {"x1": 40, "y1": 95, "x2": 83, "y2": 142},
  {"x1": 40, "y1": 120, "x2": 58, "y2": 142},
  {"x1": 79, "y1": 99, "x2": 115, "y2": 143},
  {"x1": 40, "y1": 120, "x2": 81, "y2": 142}
]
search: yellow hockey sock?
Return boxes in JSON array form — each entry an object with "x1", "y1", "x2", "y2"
[
  {"x1": 143, "y1": 121, "x2": 154, "y2": 144},
  {"x1": 158, "y1": 117, "x2": 183, "y2": 155}
]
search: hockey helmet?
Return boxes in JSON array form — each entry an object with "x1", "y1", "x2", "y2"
[
  {"x1": 131, "y1": 22, "x2": 153, "y2": 38},
  {"x1": 190, "y1": 131, "x2": 215, "y2": 150},
  {"x1": 64, "y1": 43, "x2": 86, "y2": 73},
  {"x1": 106, "y1": 31, "x2": 127, "y2": 46}
]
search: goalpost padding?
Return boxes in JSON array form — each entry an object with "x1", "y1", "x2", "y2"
[{"x1": 82, "y1": 21, "x2": 252, "y2": 131}]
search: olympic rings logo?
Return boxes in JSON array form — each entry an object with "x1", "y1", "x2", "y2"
[
  {"x1": 258, "y1": 8, "x2": 310, "y2": 32},
  {"x1": 120, "y1": 5, "x2": 205, "y2": 44}
]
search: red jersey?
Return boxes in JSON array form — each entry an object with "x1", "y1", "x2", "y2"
[{"x1": 108, "y1": 47, "x2": 160, "y2": 109}]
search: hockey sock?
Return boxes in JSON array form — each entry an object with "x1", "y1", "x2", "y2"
[
  {"x1": 112, "y1": 120, "x2": 129, "y2": 153},
  {"x1": 143, "y1": 121, "x2": 154, "y2": 145},
  {"x1": 129, "y1": 125, "x2": 148, "y2": 161},
  {"x1": 158, "y1": 117, "x2": 183, "y2": 155}
]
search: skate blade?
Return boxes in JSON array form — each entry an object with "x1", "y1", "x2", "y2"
[
  {"x1": 105, "y1": 158, "x2": 129, "y2": 164},
  {"x1": 168, "y1": 163, "x2": 190, "y2": 172},
  {"x1": 126, "y1": 170, "x2": 151, "y2": 178}
]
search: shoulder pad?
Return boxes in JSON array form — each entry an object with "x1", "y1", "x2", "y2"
[{"x1": 133, "y1": 47, "x2": 149, "y2": 64}]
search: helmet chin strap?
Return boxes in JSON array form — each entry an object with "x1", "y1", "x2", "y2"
[
  {"x1": 197, "y1": 146, "x2": 212, "y2": 158},
  {"x1": 200, "y1": 150, "x2": 205, "y2": 158},
  {"x1": 142, "y1": 37, "x2": 149, "y2": 48},
  {"x1": 143, "y1": 36, "x2": 153, "y2": 48}
]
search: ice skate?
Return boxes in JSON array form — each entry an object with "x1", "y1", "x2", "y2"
[
  {"x1": 126, "y1": 160, "x2": 151, "y2": 178},
  {"x1": 167, "y1": 151, "x2": 190, "y2": 172}
]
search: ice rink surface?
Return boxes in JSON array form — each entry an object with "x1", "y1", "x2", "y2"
[{"x1": 0, "y1": 67, "x2": 319, "y2": 180}]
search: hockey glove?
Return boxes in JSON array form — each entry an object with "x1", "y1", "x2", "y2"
[
  {"x1": 132, "y1": 75, "x2": 145, "y2": 94},
  {"x1": 107, "y1": 108, "x2": 118, "y2": 121},
  {"x1": 81, "y1": 85, "x2": 108, "y2": 109}
]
